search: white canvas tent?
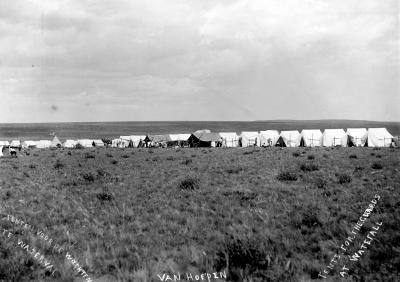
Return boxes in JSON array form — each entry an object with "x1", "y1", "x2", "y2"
[
  {"x1": 92, "y1": 139, "x2": 105, "y2": 147},
  {"x1": 112, "y1": 138, "x2": 130, "y2": 148},
  {"x1": 259, "y1": 130, "x2": 280, "y2": 147},
  {"x1": 366, "y1": 128, "x2": 393, "y2": 147},
  {"x1": 22, "y1": 141, "x2": 37, "y2": 149},
  {"x1": 129, "y1": 135, "x2": 146, "y2": 147},
  {"x1": 300, "y1": 130, "x2": 323, "y2": 147},
  {"x1": 35, "y1": 140, "x2": 51, "y2": 149},
  {"x1": 63, "y1": 140, "x2": 77, "y2": 148},
  {"x1": 0, "y1": 141, "x2": 10, "y2": 146},
  {"x1": 0, "y1": 146, "x2": 3, "y2": 157},
  {"x1": 50, "y1": 136, "x2": 62, "y2": 148},
  {"x1": 10, "y1": 140, "x2": 21, "y2": 148},
  {"x1": 218, "y1": 132, "x2": 239, "y2": 147},
  {"x1": 276, "y1": 131, "x2": 300, "y2": 147},
  {"x1": 240, "y1": 132, "x2": 260, "y2": 147},
  {"x1": 169, "y1": 134, "x2": 191, "y2": 142},
  {"x1": 343, "y1": 128, "x2": 367, "y2": 147},
  {"x1": 77, "y1": 139, "x2": 94, "y2": 148},
  {"x1": 322, "y1": 129, "x2": 346, "y2": 147}
]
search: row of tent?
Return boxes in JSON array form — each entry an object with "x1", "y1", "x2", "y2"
[
  {"x1": 0, "y1": 136, "x2": 106, "y2": 149},
  {"x1": 110, "y1": 128, "x2": 396, "y2": 148},
  {"x1": 0, "y1": 128, "x2": 396, "y2": 150}
]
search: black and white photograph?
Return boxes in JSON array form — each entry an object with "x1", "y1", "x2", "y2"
[{"x1": 0, "y1": 0, "x2": 399, "y2": 281}]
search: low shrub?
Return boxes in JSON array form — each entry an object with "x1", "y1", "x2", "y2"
[
  {"x1": 85, "y1": 153, "x2": 95, "y2": 159},
  {"x1": 67, "y1": 151, "x2": 72, "y2": 156},
  {"x1": 111, "y1": 160, "x2": 118, "y2": 165},
  {"x1": 307, "y1": 155, "x2": 315, "y2": 160},
  {"x1": 226, "y1": 167, "x2": 243, "y2": 174},
  {"x1": 371, "y1": 162, "x2": 383, "y2": 169},
  {"x1": 178, "y1": 176, "x2": 200, "y2": 190},
  {"x1": 292, "y1": 152, "x2": 300, "y2": 157},
  {"x1": 97, "y1": 192, "x2": 113, "y2": 201},
  {"x1": 121, "y1": 155, "x2": 129, "y2": 158},
  {"x1": 337, "y1": 173, "x2": 352, "y2": 184},
  {"x1": 182, "y1": 159, "x2": 192, "y2": 165},
  {"x1": 299, "y1": 163, "x2": 319, "y2": 172},
  {"x1": 166, "y1": 156, "x2": 174, "y2": 161},
  {"x1": 75, "y1": 143, "x2": 84, "y2": 149},
  {"x1": 314, "y1": 177, "x2": 327, "y2": 188},
  {"x1": 106, "y1": 153, "x2": 113, "y2": 158},
  {"x1": 54, "y1": 160, "x2": 64, "y2": 169},
  {"x1": 82, "y1": 172, "x2": 95, "y2": 182},
  {"x1": 28, "y1": 164, "x2": 36, "y2": 169},
  {"x1": 277, "y1": 171, "x2": 298, "y2": 181},
  {"x1": 375, "y1": 154, "x2": 382, "y2": 158},
  {"x1": 349, "y1": 154, "x2": 357, "y2": 159}
]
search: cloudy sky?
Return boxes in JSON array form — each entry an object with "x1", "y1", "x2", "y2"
[{"x1": 0, "y1": 0, "x2": 398, "y2": 122}]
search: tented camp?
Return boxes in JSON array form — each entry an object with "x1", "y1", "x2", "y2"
[
  {"x1": 194, "y1": 129, "x2": 211, "y2": 134},
  {"x1": 50, "y1": 136, "x2": 62, "y2": 148},
  {"x1": 259, "y1": 130, "x2": 280, "y2": 147},
  {"x1": 63, "y1": 140, "x2": 77, "y2": 148},
  {"x1": 168, "y1": 134, "x2": 191, "y2": 147},
  {"x1": 276, "y1": 131, "x2": 300, "y2": 147},
  {"x1": 22, "y1": 141, "x2": 37, "y2": 149},
  {"x1": 188, "y1": 132, "x2": 222, "y2": 147},
  {"x1": 92, "y1": 139, "x2": 105, "y2": 147},
  {"x1": 322, "y1": 129, "x2": 346, "y2": 147},
  {"x1": 35, "y1": 140, "x2": 51, "y2": 149},
  {"x1": 240, "y1": 132, "x2": 260, "y2": 147},
  {"x1": 343, "y1": 128, "x2": 367, "y2": 147},
  {"x1": 144, "y1": 135, "x2": 171, "y2": 147},
  {"x1": 10, "y1": 140, "x2": 21, "y2": 148},
  {"x1": 219, "y1": 132, "x2": 239, "y2": 147},
  {"x1": 77, "y1": 139, "x2": 94, "y2": 148},
  {"x1": 365, "y1": 128, "x2": 393, "y2": 147},
  {"x1": 300, "y1": 130, "x2": 323, "y2": 147}
]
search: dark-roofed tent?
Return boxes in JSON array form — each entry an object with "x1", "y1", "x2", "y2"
[{"x1": 188, "y1": 132, "x2": 222, "y2": 147}]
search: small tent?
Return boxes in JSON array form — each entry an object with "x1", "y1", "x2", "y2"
[
  {"x1": 63, "y1": 140, "x2": 77, "y2": 148},
  {"x1": 22, "y1": 141, "x2": 37, "y2": 149},
  {"x1": 10, "y1": 140, "x2": 21, "y2": 148},
  {"x1": 50, "y1": 136, "x2": 62, "y2": 148},
  {"x1": 112, "y1": 138, "x2": 129, "y2": 148},
  {"x1": 128, "y1": 135, "x2": 146, "y2": 147},
  {"x1": 259, "y1": 130, "x2": 280, "y2": 147},
  {"x1": 77, "y1": 139, "x2": 94, "y2": 148},
  {"x1": 144, "y1": 135, "x2": 171, "y2": 147},
  {"x1": 240, "y1": 132, "x2": 260, "y2": 147},
  {"x1": 35, "y1": 140, "x2": 51, "y2": 149},
  {"x1": 188, "y1": 132, "x2": 222, "y2": 147},
  {"x1": 365, "y1": 128, "x2": 393, "y2": 147},
  {"x1": 167, "y1": 134, "x2": 191, "y2": 147},
  {"x1": 219, "y1": 132, "x2": 239, "y2": 147},
  {"x1": 300, "y1": 130, "x2": 323, "y2": 147},
  {"x1": 276, "y1": 131, "x2": 300, "y2": 147},
  {"x1": 343, "y1": 128, "x2": 367, "y2": 147},
  {"x1": 92, "y1": 139, "x2": 105, "y2": 147},
  {"x1": 322, "y1": 129, "x2": 346, "y2": 147},
  {"x1": 0, "y1": 141, "x2": 10, "y2": 146}
]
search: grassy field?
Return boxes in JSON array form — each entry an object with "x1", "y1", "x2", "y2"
[{"x1": 0, "y1": 146, "x2": 399, "y2": 281}]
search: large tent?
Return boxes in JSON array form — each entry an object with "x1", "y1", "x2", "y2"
[
  {"x1": 63, "y1": 140, "x2": 77, "y2": 148},
  {"x1": 218, "y1": 132, "x2": 239, "y2": 147},
  {"x1": 343, "y1": 128, "x2": 367, "y2": 147},
  {"x1": 35, "y1": 140, "x2": 51, "y2": 149},
  {"x1": 50, "y1": 136, "x2": 62, "y2": 148},
  {"x1": 240, "y1": 132, "x2": 260, "y2": 147},
  {"x1": 300, "y1": 130, "x2": 323, "y2": 147},
  {"x1": 276, "y1": 131, "x2": 300, "y2": 147},
  {"x1": 365, "y1": 128, "x2": 393, "y2": 147},
  {"x1": 259, "y1": 130, "x2": 280, "y2": 147},
  {"x1": 22, "y1": 141, "x2": 37, "y2": 149},
  {"x1": 188, "y1": 132, "x2": 222, "y2": 147},
  {"x1": 322, "y1": 129, "x2": 346, "y2": 147}
]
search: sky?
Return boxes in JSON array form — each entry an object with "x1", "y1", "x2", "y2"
[{"x1": 0, "y1": 0, "x2": 398, "y2": 123}]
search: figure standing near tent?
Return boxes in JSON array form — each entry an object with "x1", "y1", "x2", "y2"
[{"x1": 10, "y1": 147, "x2": 17, "y2": 157}]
